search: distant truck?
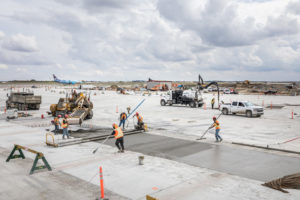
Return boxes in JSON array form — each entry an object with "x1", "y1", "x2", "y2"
[
  {"x1": 160, "y1": 90, "x2": 204, "y2": 108},
  {"x1": 223, "y1": 88, "x2": 238, "y2": 94},
  {"x1": 6, "y1": 92, "x2": 41, "y2": 111},
  {"x1": 220, "y1": 101, "x2": 264, "y2": 117}
]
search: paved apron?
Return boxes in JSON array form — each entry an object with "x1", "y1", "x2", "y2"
[{"x1": 104, "y1": 133, "x2": 300, "y2": 182}]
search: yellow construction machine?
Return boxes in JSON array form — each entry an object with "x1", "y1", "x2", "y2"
[{"x1": 50, "y1": 92, "x2": 93, "y2": 125}]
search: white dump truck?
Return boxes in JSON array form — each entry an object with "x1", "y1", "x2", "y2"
[
  {"x1": 220, "y1": 101, "x2": 264, "y2": 117},
  {"x1": 160, "y1": 89, "x2": 204, "y2": 108}
]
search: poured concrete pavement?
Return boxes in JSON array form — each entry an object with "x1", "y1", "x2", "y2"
[
  {"x1": 0, "y1": 148, "x2": 129, "y2": 200},
  {"x1": 104, "y1": 133, "x2": 300, "y2": 182}
]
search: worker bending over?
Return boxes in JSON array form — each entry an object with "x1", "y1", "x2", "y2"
[
  {"x1": 134, "y1": 112, "x2": 145, "y2": 130},
  {"x1": 53, "y1": 115, "x2": 61, "y2": 135},
  {"x1": 119, "y1": 112, "x2": 127, "y2": 130},
  {"x1": 61, "y1": 115, "x2": 70, "y2": 139},
  {"x1": 111, "y1": 123, "x2": 125, "y2": 153},
  {"x1": 210, "y1": 116, "x2": 222, "y2": 142}
]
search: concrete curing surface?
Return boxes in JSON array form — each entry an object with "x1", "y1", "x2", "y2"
[{"x1": 104, "y1": 133, "x2": 300, "y2": 182}]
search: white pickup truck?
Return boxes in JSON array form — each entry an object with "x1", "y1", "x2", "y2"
[{"x1": 220, "y1": 101, "x2": 264, "y2": 117}]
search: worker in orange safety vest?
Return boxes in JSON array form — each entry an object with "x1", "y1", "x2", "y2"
[
  {"x1": 53, "y1": 115, "x2": 61, "y2": 135},
  {"x1": 111, "y1": 123, "x2": 124, "y2": 152},
  {"x1": 119, "y1": 112, "x2": 127, "y2": 130},
  {"x1": 209, "y1": 116, "x2": 222, "y2": 142},
  {"x1": 134, "y1": 112, "x2": 144, "y2": 130},
  {"x1": 61, "y1": 115, "x2": 70, "y2": 139}
]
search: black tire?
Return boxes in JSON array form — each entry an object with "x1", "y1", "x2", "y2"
[
  {"x1": 189, "y1": 101, "x2": 196, "y2": 108},
  {"x1": 232, "y1": 112, "x2": 236, "y2": 115},
  {"x1": 222, "y1": 108, "x2": 228, "y2": 115},
  {"x1": 246, "y1": 110, "x2": 252, "y2": 118},
  {"x1": 160, "y1": 99, "x2": 166, "y2": 106},
  {"x1": 198, "y1": 103, "x2": 203, "y2": 107}
]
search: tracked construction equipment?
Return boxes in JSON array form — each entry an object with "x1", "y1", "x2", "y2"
[{"x1": 50, "y1": 91, "x2": 93, "y2": 125}]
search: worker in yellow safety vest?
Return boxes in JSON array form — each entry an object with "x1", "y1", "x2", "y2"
[
  {"x1": 61, "y1": 115, "x2": 70, "y2": 139},
  {"x1": 210, "y1": 116, "x2": 222, "y2": 142},
  {"x1": 111, "y1": 123, "x2": 124, "y2": 152},
  {"x1": 134, "y1": 112, "x2": 144, "y2": 130},
  {"x1": 53, "y1": 115, "x2": 61, "y2": 135},
  {"x1": 211, "y1": 98, "x2": 215, "y2": 109}
]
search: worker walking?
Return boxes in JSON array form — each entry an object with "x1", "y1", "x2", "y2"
[
  {"x1": 53, "y1": 115, "x2": 61, "y2": 135},
  {"x1": 134, "y1": 112, "x2": 144, "y2": 130},
  {"x1": 210, "y1": 116, "x2": 222, "y2": 142},
  {"x1": 211, "y1": 98, "x2": 215, "y2": 109},
  {"x1": 61, "y1": 115, "x2": 70, "y2": 139},
  {"x1": 111, "y1": 123, "x2": 124, "y2": 152},
  {"x1": 119, "y1": 112, "x2": 127, "y2": 130}
]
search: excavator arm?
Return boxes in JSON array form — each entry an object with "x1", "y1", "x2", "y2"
[{"x1": 197, "y1": 74, "x2": 220, "y2": 105}]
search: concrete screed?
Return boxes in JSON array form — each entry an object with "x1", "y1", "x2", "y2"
[{"x1": 0, "y1": 87, "x2": 300, "y2": 200}]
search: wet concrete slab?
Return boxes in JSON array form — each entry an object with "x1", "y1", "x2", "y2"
[{"x1": 104, "y1": 133, "x2": 300, "y2": 182}]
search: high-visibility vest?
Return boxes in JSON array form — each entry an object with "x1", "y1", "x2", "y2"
[
  {"x1": 211, "y1": 99, "x2": 215, "y2": 104},
  {"x1": 54, "y1": 117, "x2": 59, "y2": 125},
  {"x1": 114, "y1": 127, "x2": 124, "y2": 139},
  {"x1": 214, "y1": 120, "x2": 220, "y2": 130},
  {"x1": 137, "y1": 115, "x2": 143, "y2": 122},
  {"x1": 121, "y1": 113, "x2": 127, "y2": 120},
  {"x1": 61, "y1": 120, "x2": 68, "y2": 128}
]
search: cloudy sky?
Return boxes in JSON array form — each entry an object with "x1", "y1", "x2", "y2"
[{"x1": 0, "y1": 0, "x2": 300, "y2": 81}]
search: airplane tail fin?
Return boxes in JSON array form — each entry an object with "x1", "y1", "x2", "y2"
[{"x1": 53, "y1": 74, "x2": 58, "y2": 81}]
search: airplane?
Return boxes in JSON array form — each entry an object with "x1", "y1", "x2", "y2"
[{"x1": 53, "y1": 74, "x2": 80, "y2": 85}]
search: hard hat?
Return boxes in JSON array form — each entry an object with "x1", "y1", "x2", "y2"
[
  {"x1": 213, "y1": 116, "x2": 216, "y2": 120},
  {"x1": 136, "y1": 112, "x2": 139, "y2": 115},
  {"x1": 112, "y1": 123, "x2": 117, "y2": 128},
  {"x1": 58, "y1": 115, "x2": 62, "y2": 118}
]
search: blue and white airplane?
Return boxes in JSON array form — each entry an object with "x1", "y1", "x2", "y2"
[{"x1": 53, "y1": 74, "x2": 80, "y2": 85}]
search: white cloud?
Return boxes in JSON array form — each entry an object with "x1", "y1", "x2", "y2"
[
  {"x1": 2, "y1": 34, "x2": 39, "y2": 52},
  {"x1": 0, "y1": 0, "x2": 299, "y2": 81},
  {"x1": 0, "y1": 31, "x2": 5, "y2": 40},
  {"x1": 95, "y1": 70, "x2": 103, "y2": 75},
  {"x1": 0, "y1": 64, "x2": 8, "y2": 69}
]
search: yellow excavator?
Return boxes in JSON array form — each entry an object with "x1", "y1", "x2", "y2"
[{"x1": 50, "y1": 91, "x2": 93, "y2": 125}]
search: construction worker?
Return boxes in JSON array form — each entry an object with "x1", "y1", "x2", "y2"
[
  {"x1": 210, "y1": 116, "x2": 222, "y2": 142},
  {"x1": 53, "y1": 115, "x2": 61, "y2": 135},
  {"x1": 111, "y1": 123, "x2": 124, "y2": 152},
  {"x1": 119, "y1": 112, "x2": 127, "y2": 130},
  {"x1": 134, "y1": 112, "x2": 144, "y2": 130},
  {"x1": 127, "y1": 106, "x2": 131, "y2": 114},
  {"x1": 61, "y1": 115, "x2": 70, "y2": 139},
  {"x1": 211, "y1": 98, "x2": 215, "y2": 109}
]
